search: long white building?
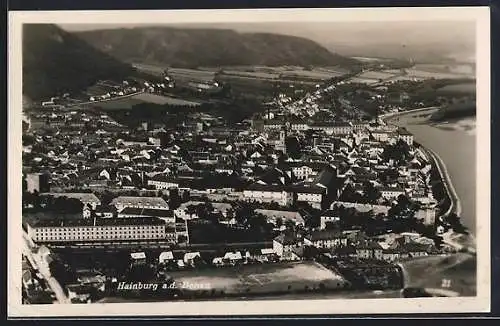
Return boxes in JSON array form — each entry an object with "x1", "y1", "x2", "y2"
[{"x1": 25, "y1": 217, "x2": 173, "y2": 243}]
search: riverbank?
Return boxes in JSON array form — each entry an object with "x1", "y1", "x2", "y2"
[
  {"x1": 382, "y1": 108, "x2": 475, "y2": 252},
  {"x1": 382, "y1": 107, "x2": 462, "y2": 217},
  {"x1": 432, "y1": 117, "x2": 476, "y2": 136},
  {"x1": 399, "y1": 252, "x2": 476, "y2": 297},
  {"x1": 420, "y1": 146, "x2": 462, "y2": 217}
]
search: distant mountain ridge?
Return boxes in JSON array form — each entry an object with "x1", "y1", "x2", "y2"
[
  {"x1": 23, "y1": 24, "x2": 136, "y2": 100},
  {"x1": 75, "y1": 27, "x2": 359, "y2": 68}
]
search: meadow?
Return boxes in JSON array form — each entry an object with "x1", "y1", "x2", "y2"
[
  {"x1": 167, "y1": 261, "x2": 348, "y2": 294},
  {"x1": 404, "y1": 68, "x2": 471, "y2": 80},
  {"x1": 132, "y1": 93, "x2": 201, "y2": 106},
  {"x1": 413, "y1": 64, "x2": 475, "y2": 77},
  {"x1": 436, "y1": 82, "x2": 476, "y2": 95},
  {"x1": 92, "y1": 93, "x2": 200, "y2": 110}
]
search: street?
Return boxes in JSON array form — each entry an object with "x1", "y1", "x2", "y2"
[{"x1": 22, "y1": 232, "x2": 71, "y2": 304}]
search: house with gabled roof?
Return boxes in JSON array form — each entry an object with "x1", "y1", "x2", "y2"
[
  {"x1": 273, "y1": 233, "x2": 301, "y2": 260},
  {"x1": 111, "y1": 196, "x2": 169, "y2": 212},
  {"x1": 159, "y1": 251, "x2": 175, "y2": 264},
  {"x1": 304, "y1": 230, "x2": 348, "y2": 249},
  {"x1": 356, "y1": 241, "x2": 384, "y2": 260},
  {"x1": 255, "y1": 209, "x2": 305, "y2": 227},
  {"x1": 47, "y1": 192, "x2": 101, "y2": 210},
  {"x1": 147, "y1": 175, "x2": 179, "y2": 190}
]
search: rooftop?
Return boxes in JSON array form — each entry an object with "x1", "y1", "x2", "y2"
[
  {"x1": 28, "y1": 216, "x2": 167, "y2": 228},
  {"x1": 119, "y1": 207, "x2": 174, "y2": 218},
  {"x1": 305, "y1": 230, "x2": 346, "y2": 242},
  {"x1": 45, "y1": 192, "x2": 101, "y2": 203},
  {"x1": 274, "y1": 233, "x2": 300, "y2": 245},
  {"x1": 111, "y1": 196, "x2": 168, "y2": 207}
]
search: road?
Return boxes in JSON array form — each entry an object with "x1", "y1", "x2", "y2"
[
  {"x1": 419, "y1": 146, "x2": 462, "y2": 217},
  {"x1": 22, "y1": 232, "x2": 71, "y2": 304},
  {"x1": 280, "y1": 69, "x2": 365, "y2": 114}
]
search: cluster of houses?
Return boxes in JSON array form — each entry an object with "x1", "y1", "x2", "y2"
[
  {"x1": 23, "y1": 74, "x2": 451, "y2": 288},
  {"x1": 152, "y1": 248, "x2": 279, "y2": 270},
  {"x1": 86, "y1": 80, "x2": 140, "y2": 102},
  {"x1": 272, "y1": 229, "x2": 438, "y2": 263}
]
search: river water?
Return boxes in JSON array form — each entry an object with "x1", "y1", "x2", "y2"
[{"x1": 392, "y1": 111, "x2": 476, "y2": 235}]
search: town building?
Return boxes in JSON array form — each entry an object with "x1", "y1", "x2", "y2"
[
  {"x1": 398, "y1": 128, "x2": 414, "y2": 146},
  {"x1": 379, "y1": 187, "x2": 406, "y2": 200},
  {"x1": 293, "y1": 186, "x2": 325, "y2": 209},
  {"x1": 356, "y1": 242, "x2": 384, "y2": 260},
  {"x1": 47, "y1": 193, "x2": 101, "y2": 210},
  {"x1": 273, "y1": 233, "x2": 301, "y2": 260},
  {"x1": 243, "y1": 184, "x2": 293, "y2": 207},
  {"x1": 25, "y1": 217, "x2": 168, "y2": 243},
  {"x1": 303, "y1": 230, "x2": 348, "y2": 249},
  {"x1": 110, "y1": 196, "x2": 169, "y2": 212},
  {"x1": 26, "y1": 173, "x2": 50, "y2": 193},
  {"x1": 148, "y1": 174, "x2": 179, "y2": 190},
  {"x1": 117, "y1": 207, "x2": 175, "y2": 224},
  {"x1": 255, "y1": 209, "x2": 305, "y2": 227},
  {"x1": 319, "y1": 209, "x2": 341, "y2": 229},
  {"x1": 158, "y1": 251, "x2": 175, "y2": 264}
]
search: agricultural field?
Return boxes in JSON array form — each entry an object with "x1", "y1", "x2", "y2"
[
  {"x1": 169, "y1": 68, "x2": 216, "y2": 83},
  {"x1": 346, "y1": 77, "x2": 380, "y2": 84},
  {"x1": 197, "y1": 67, "x2": 223, "y2": 72},
  {"x1": 382, "y1": 69, "x2": 405, "y2": 74},
  {"x1": 404, "y1": 68, "x2": 470, "y2": 80},
  {"x1": 167, "y1": 261, "x2": 348, "y2": 294},
  {"x1": 92, "y1": 96, "x2": 144, "y2": 110},
  {"x1": 314, "y1": 66, "x2": 351, "y2": 75},
  {"x1": 280, "y1": 69, "x2": 346, "y2": 80},
  {"x1": 351, "y1": 57, "x2": 392, "y2": 63},
  {"x1": 222, "y1": 70, "x2": 280, "y2": 80},
  {"x1": 357, "y1": 70, "x2": 399, "y2": 81},
  {"x1": 133, "y1": 63, "x2": 351, "y2": 83},
  {"x1": 132, "y1": 92, "x2": 201, "y2": 106},
  {"x1": 219, "y1": 66, "x2": 348, "y2": 82},
  {"x1": 385, "y1": 75, "x2": 425, "y2": 82},
  {"x1": 85, "y1": 85, "x2": 115, "y2": 97},
  {"x1": 132, "y1": 62, "x2": 167, "y2": 76},
  {"x1": 92, "y1": 93, "x2": 200, "y2": 110},
  {"x1": 436, "y1": 82, "x2": 476, "y2": 95},
  {"x1": 413, "y1": 64, "x2": 475, "y2": 77},
  {"x1": 132, "y1": 63, "x2": 217, "y2": 82}
]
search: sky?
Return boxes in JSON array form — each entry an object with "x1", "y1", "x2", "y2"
[{"x1": 59, "y1": 21, "x2": 476, "y2": 62}]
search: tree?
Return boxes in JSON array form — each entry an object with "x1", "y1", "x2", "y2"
[
  {"x1": 397, "y1": 194, "x2": 410, "y2": 209},
  {"x1": 247, "y1": 213, "x2": 268, "y2": 231},
  {"x1": 181, "y1": 191, "x2": 190, "y2": 202},
  {"x1": 284, "y1": 219, "x2": 296, "y2": 231},
  {"x1": 379, "y1": 168, "x2": 399, "y2": 184},
  {"x1": 275, "y1": 217, "x2": 284, "y2": 229},
  {"x1": 168, "y1": 189, "x2": 181, "y2": 210},
  {"x1": 100, "y1": 191, "x2": 116, "y2": 206},
  {"x1": 324, "y1": 222, "x2": 337, "y2": 230},
  {"x1": 444, "y1": 213, "x2": 468, "y2": 234},
  {"x1": 363, "y1": 182, "x2": 381, "y2": 204},
  {"x1": 235, "y1": 203, "x2": 254, "y2": 226},
  {"x1": 339, "y1": 184, "x2": 357, "y2": 202}
]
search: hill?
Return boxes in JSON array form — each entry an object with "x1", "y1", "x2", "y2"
[
  {"x1": 23, "y1": 24, "x2": 136, "y2": 100},
  {"x1": 75, "y1": 27, "x2": 359, "y2": 69}
]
